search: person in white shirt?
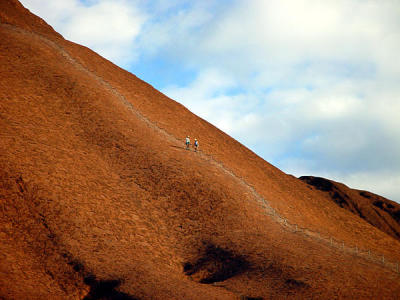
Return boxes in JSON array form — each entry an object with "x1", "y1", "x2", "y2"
[{"x1": 185, "y1": 136, "x2": 190, "y2": 150}]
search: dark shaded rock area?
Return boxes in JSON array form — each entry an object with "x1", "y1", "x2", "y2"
[
  {"x1": 184, "y1": 243, "x2": 250, "y2": 284},
  {"x1": 83, "y1": 275, "x2": 138, "y2": 300}
]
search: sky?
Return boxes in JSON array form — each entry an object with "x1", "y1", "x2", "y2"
[{"x1": 20, "y1": 0, "x2": 400, "y2": 202}]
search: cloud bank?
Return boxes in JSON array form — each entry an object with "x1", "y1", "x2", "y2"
[
  {"x1": 21, "y1": 0, "x2": 146, "y2": 65},
  {"x1": 20, "y1": 0, "x2": 400, "y2": 202}
]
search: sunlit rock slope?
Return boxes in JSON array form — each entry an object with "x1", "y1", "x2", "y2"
[{"x1": 1, "y1": 1, "x2": 400, "y2": 299}]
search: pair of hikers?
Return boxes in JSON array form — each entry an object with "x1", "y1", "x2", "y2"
[{"x1": 185, "y1": 136, "x2": 198, "y2": 152}]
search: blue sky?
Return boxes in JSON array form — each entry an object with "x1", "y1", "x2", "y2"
[{"x1": 20, "y1": 0, "x2": 400, "y2": 202}]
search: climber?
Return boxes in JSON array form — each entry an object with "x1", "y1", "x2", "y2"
[
  {"x1": 185, "y1": 136, "x2": 190, "y2": 150},
  {"x1": 194, "y1": 138, "x2": 199, "y2": 152}
]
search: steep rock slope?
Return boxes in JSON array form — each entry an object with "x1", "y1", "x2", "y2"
[
  {"x1": 300, "y1": 176, "x2": 400, "y2": 241},
  {"x1": 1, "y1": 1, "x2": 400, "y2": 299}
]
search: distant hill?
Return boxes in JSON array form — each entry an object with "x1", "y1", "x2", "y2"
[
  {"x1": 300, "y1": 176, "x2": 400, "y2": 241},
  {"x1": 1, "y1": 0, "x2": 400, "y2": 299}
]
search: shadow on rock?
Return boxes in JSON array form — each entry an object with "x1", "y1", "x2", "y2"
[
  {"x1": 83, "y1": 274, "x2": 138, "y2": 300},
  {"x1": 184, "y1": 243, "x2": 250, "y2": 284}
]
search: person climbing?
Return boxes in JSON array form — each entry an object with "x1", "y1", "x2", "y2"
[
  {"x1": 194, "y1": 138, "x2": 199, "y2": 152},
  {"x1": 185, "y1": 136, "x2": 190, "y2": 150}
]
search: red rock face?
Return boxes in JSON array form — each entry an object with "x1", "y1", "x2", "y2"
[
  {"x1": 300, "y1": 176, "x2": 400, "y2": 241},
  {"x1": 1, "y1": 1, "x2": 400, "y2": 299}
]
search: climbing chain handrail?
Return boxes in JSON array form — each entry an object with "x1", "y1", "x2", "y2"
[{"x1": 2, "y1": 22, "x2": 399, "y2": 275}]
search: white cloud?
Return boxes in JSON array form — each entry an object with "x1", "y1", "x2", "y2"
[
  {"x1": 21, "y1": 0, "x2": 78, "y2": 24},
  {"x1": 281, "y1": 159, "x2": 400, "y2": 201},
  {"x1": 21, "y1": 0, "x2": 146, "y2": 66},
  {"x1": 343, "y1": 171, "x2": 400, "y2": 202}
]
